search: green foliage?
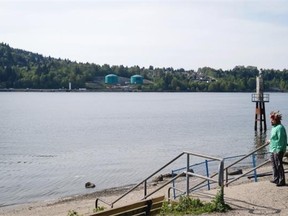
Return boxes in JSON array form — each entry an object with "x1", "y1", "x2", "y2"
[
  {"x1": 66, "y1": 206, "x2": 105, "y2": 216},
  {"x1": 1, "y1": 42, "x2": 288, "y2": 92},
  {"x1": 67, "y1": 210, "x2": 81, "y2": 216},
  {"x1": 160, "y1": 190, "x2": 231, "y2": 215},
  {"x1": 211, "y1": 190, "x2": 232, "y2": 213},
  {"x1": 93, "y1": 206, "x2": 105, "y2": 212}
]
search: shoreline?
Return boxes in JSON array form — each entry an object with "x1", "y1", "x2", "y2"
[
  {"x1": 0, "y1": 183, "x2": 138, "y2": 208},
  {"x1": 1, "y1": 164, "x2": 283, "y2": 216},
  {"x1": 0, "y1": 184, "x2": 141, "y2": 216},
  {"x1": 2, "y1": 161, "x2": 288, "y2": 216},
  {"x1": 0, "y1": 176, "x2": 176, "y2": 216}
]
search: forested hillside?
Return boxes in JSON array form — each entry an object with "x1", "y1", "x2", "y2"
[{"x1": 0, "y1": 42, "x2": 287, "y2": 92}]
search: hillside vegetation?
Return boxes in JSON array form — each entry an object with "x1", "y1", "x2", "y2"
[{"x1": 0, "y1": 42, "x2": 287, "y2": 92}]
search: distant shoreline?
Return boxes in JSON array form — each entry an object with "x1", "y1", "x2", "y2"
[
  {"x1": 0, "y1": 88, "x2": 286, "y2": 93},
  {"x1": 0, "y1": 88, "x2": 134, "y2": 93}
]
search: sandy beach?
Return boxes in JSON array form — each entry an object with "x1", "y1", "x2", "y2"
[{"x1": 1, "y1": 164, "x2": 288, "y2": 216}]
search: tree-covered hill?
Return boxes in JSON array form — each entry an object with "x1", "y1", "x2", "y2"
[{"x1": 0, "y1": 42, "x2": 287, "y2": 92}]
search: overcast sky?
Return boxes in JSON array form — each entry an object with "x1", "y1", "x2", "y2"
[{"x1": 1, "y1": 0, "x2": 288, "y2": 71}]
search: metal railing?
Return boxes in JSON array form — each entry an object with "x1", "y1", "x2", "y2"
[
  {"x1": 95, "y1": 142, "x2": 270, "y2": 209},
  {"x1": 186, "y1": 142, "x2": 270, "y2": 195},
  {"x1": 95, "y1": 151, "x2": 224, "y2": 208},
  {"x1": 251, "y1": 93, "x2": 270, "y2": 102},
  {"x1": 224, "y1": 142, "x2": 270, "y2": 186}
]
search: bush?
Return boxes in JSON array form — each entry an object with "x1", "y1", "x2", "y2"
[
  {"x1": 160, "y1": 190, "x2": 231, "y2": 215},
  {"x1": 67, "y1": 210, "x2": 81, "y2": 216},
  {"x1": 93, "y1": 206, "x2": 105, "y2": 212}
]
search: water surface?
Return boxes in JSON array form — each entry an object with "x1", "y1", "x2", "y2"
[{"x1": 0, "y1": 92, "x2": 287, "y2": 206}]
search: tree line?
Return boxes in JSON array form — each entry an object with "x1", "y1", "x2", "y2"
[{"x1": 0, "y1": 42, "x2": 287, "y2": 92}]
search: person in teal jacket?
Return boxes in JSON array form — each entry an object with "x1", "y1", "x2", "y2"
[{"x1": 267, "y1": 111, "x2": 287, "y2": 186}]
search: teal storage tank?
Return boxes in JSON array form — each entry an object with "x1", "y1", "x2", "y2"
[
  {"x1": 130, "y1": 75, "x2": 143, "y2": 84},
  {"x1": 105, "y1": 74, "x2": 118, "y2": 84}
]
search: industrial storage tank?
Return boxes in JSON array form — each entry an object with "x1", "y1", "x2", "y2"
[
  {"x1": 130, "y1": 75, "x2": 143, "y2": 84},
  {"x1": 105, "y1": 74, "x2": 118, "y2": 84}
]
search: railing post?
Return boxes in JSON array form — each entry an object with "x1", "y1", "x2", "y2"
[
  {"x1": 225, "y1": 166, "x2": 228, "y2": 187},
  {"x1": 144, "y1": 180, "x2": 147, "y2": 196},
  {"x1": 219, "y1": 160, "x2": 225, "y2": 204},
  {"x1": 219, "y1": 160, "x2": 224, "y2": 186},
  {"x1": 186, "y1": 153, "x2": 190, "y2": 196},
  {"x1": 205, "y1": 160, "x2": 210, "y2": 190},
  {"x1": 172, "y1": 170, "x2": 176, "y2": 199},
  {"x1": 252, "y1": 153, "x2": 258, "y2": 182}
]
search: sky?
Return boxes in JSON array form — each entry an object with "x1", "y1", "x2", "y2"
[{"x1": 1, "y1": 0, "x2": 288, "y2": 71}]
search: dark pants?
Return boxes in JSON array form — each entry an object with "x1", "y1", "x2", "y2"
[{"x1": 271, "y1": 151, "x2": 286, "y2": 185}]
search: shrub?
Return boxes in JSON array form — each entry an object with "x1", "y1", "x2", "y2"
[
  {"x1": 93, "y1": 206, "x2": 105, "y2": 212},
  {"x1": 67, "y1": 210, "x2": 81, "y2": 216},
  {"x1": 160, "y1": 189, "x2": 231, "y2": 215}
]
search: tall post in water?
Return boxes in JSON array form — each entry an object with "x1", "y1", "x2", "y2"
[{"x1": 252, "y1": 70, "x2": 269, "y2": 131}]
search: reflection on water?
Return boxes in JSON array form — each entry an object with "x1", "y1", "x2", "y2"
[{"x1": 254, "y1": 131, "x2": 269, "y2": 163}]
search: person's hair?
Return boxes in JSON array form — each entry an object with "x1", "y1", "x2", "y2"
[{"x1": 270, "y1": 111, "x2": 282, "y2": 123}]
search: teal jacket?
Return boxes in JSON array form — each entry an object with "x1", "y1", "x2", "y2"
[{"x1": 269, "y1": 124, "x2": 287, "y2": 153}]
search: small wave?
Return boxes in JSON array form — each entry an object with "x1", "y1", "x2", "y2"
[
  {"x1": 74, "y1": 175, "x2": 86, "y2": 178},
  {"x1": 33, "y1": 155, "x2": 56, "y2": 158}
]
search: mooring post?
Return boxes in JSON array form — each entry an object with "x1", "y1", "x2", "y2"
[{"x1": 252, "y1": 71, "x2": 269, "y2": 132}]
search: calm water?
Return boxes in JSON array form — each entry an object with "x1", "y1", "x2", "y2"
[{"x1": 0, "y1": 92, "x2": 287, "y2": 207}]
